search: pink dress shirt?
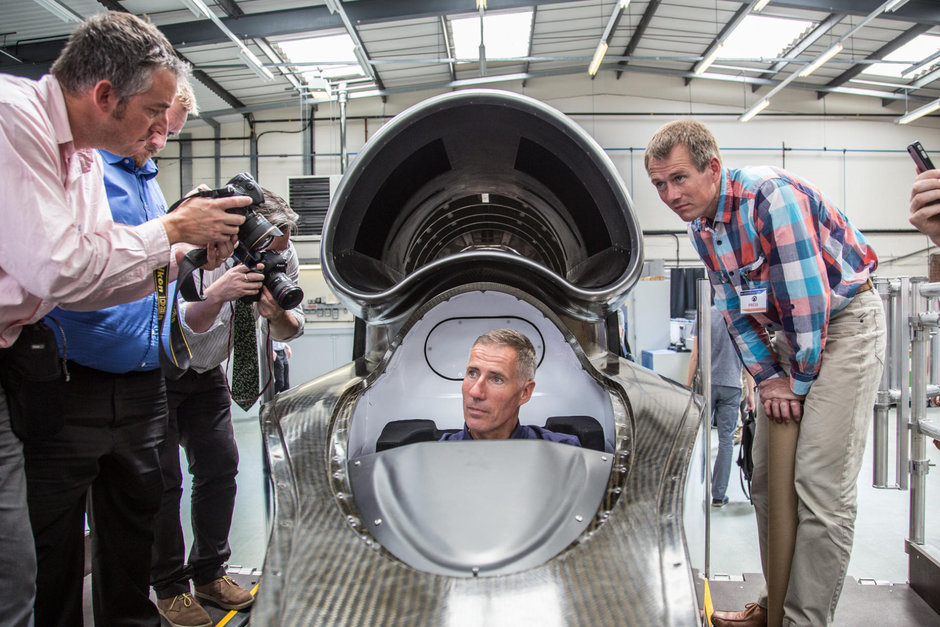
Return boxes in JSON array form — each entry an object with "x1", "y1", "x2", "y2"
[{"x1": 0, "y1": 74, "x2": 171, "y2": 347}]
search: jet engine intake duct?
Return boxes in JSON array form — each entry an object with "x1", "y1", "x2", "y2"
[{"x1": 322, "y1": 89, "x2": 643, "y2": 323}]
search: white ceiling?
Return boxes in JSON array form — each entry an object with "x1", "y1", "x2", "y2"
[{"x1": 2, "y1": 0, "x2": 938, "y2": 125}]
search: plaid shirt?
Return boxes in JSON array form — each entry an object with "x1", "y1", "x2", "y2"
[{"x1": 689, "y1": 166, "x2": 878, "y2": 396}]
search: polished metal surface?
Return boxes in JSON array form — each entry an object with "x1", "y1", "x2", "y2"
[
  {"x1": 252, "y1": 89, "x2": 703, "y2": 625},
  {"x1": 254, "y1": 306, "x2": 702, "y2": 624},
  {"x1": 321, "y1": 89, "x2": 643, "y2": 330}
]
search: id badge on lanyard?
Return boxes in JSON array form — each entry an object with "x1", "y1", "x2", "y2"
[
  {"x1": 731, "y1": 251, "x2": 767, "y2": 315},
  {"x1": 737, "y1": 287, "x2": 767, "y2": 314}
]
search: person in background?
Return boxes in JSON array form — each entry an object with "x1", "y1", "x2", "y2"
[
  {"x1": 272, "y1": 340, "x2": 292, "y2": 394},
  {"x1": 441, "y1": 329, "x2": 580, "y2": 446},
  {"x1": 645, "y1": 119, "x2": 885, "y2": 626},
  {"x1": 151, "y1": 189, "x2": 304, "y2": 626},
  {"x1": 686, "y1": 304, "x2": 755, "y2": 507},
  {"x1": 0, "y1": 12, "x2": 249, "y2": 626}
]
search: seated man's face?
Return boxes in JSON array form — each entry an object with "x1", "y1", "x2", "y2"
[{"x1": 461, "y1": 343, "x2": 535, "y2": 440}]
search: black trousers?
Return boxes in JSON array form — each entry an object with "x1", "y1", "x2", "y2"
[
  {"x1": 24, "y1": 363, "x2": 166, "y2": 627},
  {"x1": 273, "y1": 348, "x2": 290, "y2": 394},
  {"x1": 151, "y1": 366, "x2": 239, "y2": 598}
]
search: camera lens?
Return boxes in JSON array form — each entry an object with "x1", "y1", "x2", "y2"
[
  {"x1": 266, "y1": 273, "x2": 304, "y2": 310},
  {"x1": 240, "y1": 212, "x2": 282, "y2": 253}
]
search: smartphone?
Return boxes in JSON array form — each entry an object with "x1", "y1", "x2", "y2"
[{"x1": 908, "y1": 141, "x2": 936, "y2": 173}]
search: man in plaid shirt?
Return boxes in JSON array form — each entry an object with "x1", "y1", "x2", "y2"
[{"x1": 645, "y1": 119, "x2": 885, "y2": 627}]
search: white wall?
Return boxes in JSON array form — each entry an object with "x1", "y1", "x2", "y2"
[{"x1": 156, "y1": 71, "x2": 940, "y2": 279}]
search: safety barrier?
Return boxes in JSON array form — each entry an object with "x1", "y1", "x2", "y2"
[{"x1": 872, "y1": 277, "x2": 939, "y2": 612}]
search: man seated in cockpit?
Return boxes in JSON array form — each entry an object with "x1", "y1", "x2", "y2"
[{"x1": 441, "y1": 329, "x2": 581, "y2": 446}]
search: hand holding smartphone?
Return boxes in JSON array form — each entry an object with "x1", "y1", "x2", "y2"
[
  {"x1": 908, "y1": 141, "x2": 936, "y2": 173},
  {"x1": 910, "y1": 141, "x2": 940, "y2": 220}
]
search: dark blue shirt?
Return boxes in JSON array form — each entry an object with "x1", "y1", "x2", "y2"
[
  {"x1": 441, "y1": 423, "x2": 581, "y2": 447},
  {"x1": 47, "y1": 150, "x2": 170, "y2": 373}
]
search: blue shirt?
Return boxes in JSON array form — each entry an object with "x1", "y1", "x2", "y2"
[
  {"x1": 46, "y1": 150, "x2": 170, "y2": 373},
  {"x1": 441, "y1": 423, "x2": 581, "y2": 447}
]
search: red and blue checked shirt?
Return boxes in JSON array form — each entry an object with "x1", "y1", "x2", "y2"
[{"x1": 689, "y1": 166, "x2": 878, "y2": 396}]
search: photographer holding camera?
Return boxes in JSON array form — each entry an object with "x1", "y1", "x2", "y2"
[
  {"x1": 0, "y1": 13, "x2": 251, "y2": 626},
  {"x1": 150, "y1": 187, "x2": 303, "y2": 627}
]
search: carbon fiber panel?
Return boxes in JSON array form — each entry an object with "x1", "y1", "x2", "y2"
[{"x1": 254, "y1": 355, "x2": 701, "y2": 625}]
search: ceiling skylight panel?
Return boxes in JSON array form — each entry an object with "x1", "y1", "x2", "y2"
[
  {"x1": 278, "y1": 33, "x2": 366, "y2": 81},
  {"x1": 718, "y1": 15, "x2": 813, "y2": 63},
  {"x1": 862, "y1": 34, "x2": 940, "y2": 79},
  {"x1": 450, "y1": 10, "x2": 533, "y2": 61}
]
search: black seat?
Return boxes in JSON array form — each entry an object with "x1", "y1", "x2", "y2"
[
  {"x1": 544, "y1": 415, "x2": 606, "y2": 452},
  {"x1": 376, "y1": 416, "x2": 607, "y2": 452},
  {"x1": 376, "y1": 419, "x2": 457, "y2": 452}
]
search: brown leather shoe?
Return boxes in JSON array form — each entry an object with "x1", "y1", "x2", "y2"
[
  {"x1": 711, "y1": 602, "x2": 767, "y2": 627},
  {"x1": 156, "y1": 593, "x2": 212, "y2": 627},
  {"x1": 194, "y1": 575, "x2": 255, "y2": 611}
]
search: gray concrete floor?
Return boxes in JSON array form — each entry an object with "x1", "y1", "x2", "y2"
[{"x1": 704, "y1": 408, "x2": 940, "y2": 584}]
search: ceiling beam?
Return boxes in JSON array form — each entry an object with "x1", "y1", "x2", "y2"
[
  {"x1": 615, "y1": 0, "x2": 663, "y2": 80},
  {"x1": 195, "y1": 57, "x2": 938, "y2": 123},
  {"x1": 753, "y1": 0, "x2": 940, "y2": 25},
  {"x1": 0, "y1": 1, "x2": 575, "y2": 75},
  {"x1": 684, "y1": 3, "x2": 751, "y2": 86},
  {"x1": 819, "y1": 23, "x2": 933, "y2": 96}
]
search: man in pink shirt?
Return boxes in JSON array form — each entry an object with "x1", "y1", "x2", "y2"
[{"x1": 0, "y1": 12, "x2": 252, "y2": 626}]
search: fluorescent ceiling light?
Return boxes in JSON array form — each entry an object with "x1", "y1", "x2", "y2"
[
  {"x1": 883, "y1": 0, "x2": 909, "y2": 12},
  {"x1": 238, "y1": 49, "x2": 275, "y2": 82},
  {"x1": 353, "y1": 46, "x2": 376, "y2": 81},
  {"x1": 897, "y1": 99, "x2": 940, "y2": 125},
  {"x1": 753, "y1": 0, "x2": 772, "y2": 11},
  {"x1": 179, "y1": 0, "x2": 275, "y2": 81},
  {"x1": 695, "y1": 44, "x2": 724, "y2": 75},
  {"x1": 588, "y1": 41, "x2": 609, "y2": 76},
  {"x1": 740, "y1": 98, "x2": 771, "y2": 122},
  {"x1": 798, "y1": 42, "x2": 843, "y2": 77},
  {"x1": 32, "y1": 0, "x2": 82, "y2": 23},
  {"x1": 450, "y1": 10, "x2": 533, "y2": 60},
  {"x1": 719, "y1": 15, "x2": 812, "y2": 63},
  {"x1": 179, "y1": 0, "x2": 211, "y2": 19},
  {"x1": 254, "y1": 39, "x2": 303, "y2": 91},
  {"x1": 863, "y1": 34, "x2": 940, "y2": 79}
]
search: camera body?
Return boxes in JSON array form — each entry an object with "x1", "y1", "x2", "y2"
[
  {"x1": 212, "y1": 173, "x2": 282, "y2": 253},
  {"x1": 234, "y1": 244, "x2": 304, "y2": 311},
  {"x1": 210, "y1": 173, "x2": 305, "y2": 310}
]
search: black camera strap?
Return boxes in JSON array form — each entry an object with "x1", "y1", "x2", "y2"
[{"x1": 154, "y1": 247, "x2": 210, "y2": 380}]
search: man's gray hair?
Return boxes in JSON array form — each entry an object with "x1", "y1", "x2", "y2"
[
  {"x1": 259, "y1": 188, "x2": 300, "y2": 234},
  {"x1": 175, "y1": 75, "x2": 198, "y2": 116},
  {"x1": 473, "y1": 329, "x2": 537, "y2": 382},
  {"x1": 51, "y1": 12, "x2": 188, "y2": 103},
  {"x1": 644, "y1": 119, "x2": 722, "y2": 173}
]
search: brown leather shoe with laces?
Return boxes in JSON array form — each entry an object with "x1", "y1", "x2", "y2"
[
  {"x1": 711, "y1": 602, "x2": 767, "y2": 627},
  {"x1": 156, "y1": 593, "x2": 212, "y2": 627},
  {"x1": 194, "y1": 575, "x2": 255, "y2": 611}
]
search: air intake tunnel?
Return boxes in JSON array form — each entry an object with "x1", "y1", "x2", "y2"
[{"x1": 322, "y1": 89, "x2": 644, "y2": 323}]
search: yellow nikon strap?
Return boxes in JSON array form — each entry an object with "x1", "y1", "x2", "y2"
[{"x1": 154, "y1": 247, "x2": 210, "y2": 380}]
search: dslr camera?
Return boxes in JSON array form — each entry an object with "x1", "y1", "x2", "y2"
[{"x1": 207, "y1": 173, "x2": 304, "y2": 310}]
